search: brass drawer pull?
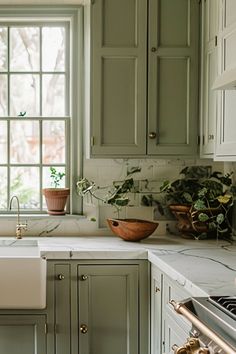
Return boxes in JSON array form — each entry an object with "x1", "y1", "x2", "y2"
[
  {"x1": 81, "y1": 274, "x2": 88, "y2": 281},
  {"x1": 57, "y1": 274, "x2": 65, "y2": 280}
]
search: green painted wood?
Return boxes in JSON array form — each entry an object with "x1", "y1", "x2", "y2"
[
  {"x1": 151, "y1": 265, "x2": 162, "y2": 354},
  {"x1": 200, "y1": 0, "x2": 218, "y2": 157},
  {"x1": 148, "y1": 0, "x2": 199, "y2": 156},
  {"x1": 78, "y1": 264, "x2": 139, "y2": 354},
  {"x1": 0, "y1": 315, "x2": 46, "y2": 354},
  {"x1": 54, "y1": 264, "x2": 71, "y2": 354},
  {"x1": 91, "y1": 0, "x2": 147, "y2": 156}
]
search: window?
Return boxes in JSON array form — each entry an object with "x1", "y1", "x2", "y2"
[{"x1": 0, "y1": 7, "x2": 81, "y2": 214}]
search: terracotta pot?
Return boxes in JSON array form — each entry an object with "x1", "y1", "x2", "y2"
[
  {"x1": 107, "y1": 218, "x2": 159, "y2": 241},
  {"x1": 169, "y1": 204, "x2": 219, "y2": 238},
  {"x1": 42, "y1": 188, "x2": 70, "y2": 215}
]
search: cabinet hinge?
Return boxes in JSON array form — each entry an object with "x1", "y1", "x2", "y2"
[
  {"x1": 90, "y1": 136, "x2": 94, "y2": 147},
  {"x1": 215, "y1": 36, "x2": 218, "y2": 47},
  {"x1": 45, "y1": 323, "x2": 48, "y2": 334}
]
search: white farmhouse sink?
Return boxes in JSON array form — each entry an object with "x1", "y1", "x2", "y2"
[{"x1": 0, "y1": 239, "x2": 47, "y2": 309}]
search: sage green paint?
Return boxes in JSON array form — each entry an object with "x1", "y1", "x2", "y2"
[
  {"x1": 54, "y1": 264, "x2": 71, "y2": 354},
  {"x1": 78, "y1": 264, "x2": 139, "y2": 354},
  {"x1": 200, "y1": 0, "x2": 218, "y2": 157},
  {"x1": 91, "y1": 0, "x2": 147, "y2": 155},
  {"x1": 0, "y1": 315, "x2": 46, "y2": 354},
  {"x1": 148, "y1": 0, "x2": 199, "y2": 155}
]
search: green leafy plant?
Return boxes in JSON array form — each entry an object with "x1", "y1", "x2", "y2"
[
  {"x1": 76, "y1": 168, "x2": 141, "y2": 213},
  {"x1": 50, "y1": 167, "x2": 65, "y2": 188},
  {"x1": 160, "y1": 166, "x2": 236, "y2": 239}
]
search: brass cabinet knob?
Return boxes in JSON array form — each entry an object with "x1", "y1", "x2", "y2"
[
  {"x1": 149, "y1": 132, "x2": 157, "y2": 139},
  {"x1": 57, "y1": 274, "x2": 65, "y2": 280},
  {"x1": 81, "y1": 274, "x2": 88, "y2": 281},
  {"x1": 80, "y1": 324, "x2": 88, "y2": 334},
  {"x1": 208, "y1": 134, "x2": 214, "y2": 140},
  {"x1": 151, "y1": 47, "x2": 157, "y2": 52}
]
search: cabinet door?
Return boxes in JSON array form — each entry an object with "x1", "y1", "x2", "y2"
[
  {"x1": 215, "y1": 0, "x2": 236, "y2": 160},
  {"x1": 148, "y1": 0, "x2": 199, "y2": 156},
  {"x1": 54, "y1": 264, "x2": 71, "y2": 354},
  {"x1": 91, "y1": 0, "x2": 147, "y2": 156},
  {"x1": 78, "y1": 265, "x2": 139, "y2": 354},
  {"x1": 0, "y1": 315, "x2": 46, "y2": 354},
  {"x1": 200, "y1": 0, "x2": 219, "y2": 156},
  {"x1": 163, "y1": 313, "x2": 190, "y2": 354},
  {"x1": 151, "y1": 265, "x2": 162, "y2": 354}
]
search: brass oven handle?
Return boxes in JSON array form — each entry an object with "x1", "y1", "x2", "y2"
[{"x1": 170, "y1": 300, "x2": 236, "y2": 354}]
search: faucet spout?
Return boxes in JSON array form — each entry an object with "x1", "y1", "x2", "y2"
[{"x1": 9, "y1": 195, "x2": 27, "y2": 239}]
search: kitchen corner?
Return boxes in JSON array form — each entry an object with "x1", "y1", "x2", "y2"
[{"x1": 33, "y1": 235, "x2": 236, "y2": 297}]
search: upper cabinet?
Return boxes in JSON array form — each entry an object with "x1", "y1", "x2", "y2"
[
  {"x1": 90, "y1": 0, "x2": 147, "y2": 156},
  {"x1": 213, "y1": 0, "x2": 236, "y2": 89},
  {"x1": 148, "y1": 0, "x2": 199, "y2": 156},
  {"x1": 200, "y1": 0, "x2": 219, "y2": 157},
  {"x1": 89, "y1": 0, "x2": 200, "y2": 157},
  {"x1": 214, "y1": 0, "x2": 236, "y2": 160}
]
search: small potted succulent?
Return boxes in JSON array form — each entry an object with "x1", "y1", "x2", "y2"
[
  {"x1": 43, "y1": 167, "x2": 70, "y2": 215},
  {"x1": 160, "y1": 166, "x2": 236, "y2": 239},
  {"x1": 76, "y1": 169, "x2": 158, "y2": 241}
]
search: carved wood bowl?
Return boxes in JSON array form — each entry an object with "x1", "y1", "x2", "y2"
[{"x1": 107, "y1": 218, "x2": 159, "y2": 241}]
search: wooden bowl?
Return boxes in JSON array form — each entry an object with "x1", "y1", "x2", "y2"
[{"x1": 107, "y1": 218, "x2": 159, "y2": 241}]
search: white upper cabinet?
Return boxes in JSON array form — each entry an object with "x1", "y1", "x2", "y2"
[
  {"x1": 214, "y1": 0, "x2": 236, "y2": 89},
  {"x1": 215, "y1": 0, "x2": 236, "y2": 160}
]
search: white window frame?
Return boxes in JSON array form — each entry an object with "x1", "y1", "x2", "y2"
[{"x1": 0, "y1": 6, "x2": 83, "y2": 215}]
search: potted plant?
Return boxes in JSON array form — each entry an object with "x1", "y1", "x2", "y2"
[
  {"x1": 160, "y1": 166, "x2": 236, "y2": 239},
  {"x1": 43, "y1": 167, "x2": 70, "y2": 215},
  {"x1": 76, "y1": 170, "x2": 158, "y2": 241}
]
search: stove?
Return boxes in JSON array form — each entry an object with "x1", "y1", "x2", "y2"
[{"x1": 170, "y1": 296, "x2": 236, "y2": 354}]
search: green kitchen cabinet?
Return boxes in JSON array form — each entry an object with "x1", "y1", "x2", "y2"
[
  {"x1": 200, "y1": 0, "x2": 219, "y2": 157},
  {"x1": 148, "y1": 0, "x2": 199, "y2": 156},
  {"x1": 0, "y1": 315, "x2": 47, "y2": 354},
  {"x1": 150, "y1": 265, "x2": 162, "y2": 354},
  {"x1": 90, "y1": 0, "x2": 147, "y2": 156},
  {"x1": 90, "y1": 0, "x2": 199, "y2": 157},
  {"x1": 49, "y1": 260, "x2": 149, "y2": 354}
]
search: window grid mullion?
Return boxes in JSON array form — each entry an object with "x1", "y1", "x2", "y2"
[
  {"x1": 3, "y1": 21, "x2": 70, "y2": 213},
  {"x1": 7, "y1": 26, "x2": 10, "y2": 208}
]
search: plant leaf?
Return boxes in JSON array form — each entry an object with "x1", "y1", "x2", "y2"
[
  {"x1": 216, "y1": 213, "x2": 224, "y2": 225},
  {"x1": 198, "y1": 213, "x2": 209, "y2": 222},
  {"x1": 193, "y1": 199, "x2": 206, "y2": 210}
]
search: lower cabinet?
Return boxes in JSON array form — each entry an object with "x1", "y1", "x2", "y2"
[
  {"x1": 49, "y1": 260, "x2": 149, "y2": 354},
  {"x1": 151, "y1": 264, "x2": 192, "y2": 354},
  {"x1": 0, "y1": 315, "x2": 47, "y2": 354}
]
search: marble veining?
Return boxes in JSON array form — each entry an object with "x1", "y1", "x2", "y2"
[{"x1": 0, "y1": 235, "x2": 235, "y2": 297}]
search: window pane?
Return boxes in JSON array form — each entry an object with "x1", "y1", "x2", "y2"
[
  {"x1": 0, "y1": 27, "x2": 7, "y2": 71},
  {"x1": 10, "y1": 121, "x2": 39, "y2": 164},
  {"x1": 42, "y1": 121, "x2": 65, "y2": 164},
  {"x1": 42, "y1": 27, "x2": 65, "y2": 71},
  {"x1": 10, "y1": 27, "x2": 39, "y2": 71},
  {"x1": 0, "y1": 75, "x2": 7, "y2": 116},
  {"x1": 0, "y1": 167, "x2": 7, "y2": 209},
  {"x1": 0, "y1": 121, "x2": 7, "y2": 163},
  {"x1": 43, "y1": 166, "x2": 65, "y2": 188},
  {"x1": 10, "y1": 166, "x2": 40, "y2": 209},
  {"x1": 10, "y1": 74, "x2": 40, "y2": 116},
  {"x1": 42, "y1": 74, "x2": 65, "y2": 116}
]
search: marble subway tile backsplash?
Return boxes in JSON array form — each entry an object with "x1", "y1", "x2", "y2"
[{"x1": 0, "y1": 158, "x2": 225, "y2": 237}]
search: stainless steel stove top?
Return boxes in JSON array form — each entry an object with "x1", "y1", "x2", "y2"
[
  {"x1": 209, "y1": 296, "x2": 236, "y2": 320},
  {"x1": 186, "y1": 297, "x2": 236, "y2": 350}
]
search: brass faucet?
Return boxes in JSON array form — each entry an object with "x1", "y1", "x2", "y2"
[{"x1": 9, "y1": 195, "x2": 28, "y2": 239}]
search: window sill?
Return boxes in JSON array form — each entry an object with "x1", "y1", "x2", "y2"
[{"x1": 0, "y1": 214, "x2": 86, "y2": 221}]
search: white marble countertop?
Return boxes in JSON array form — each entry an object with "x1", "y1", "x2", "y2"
[
  {"x1": 34, "y1": 235, "x2": 236, "y2": 297},
  {"x1": 1, "y1": 235, "x2": 236, "y2": 297}
]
